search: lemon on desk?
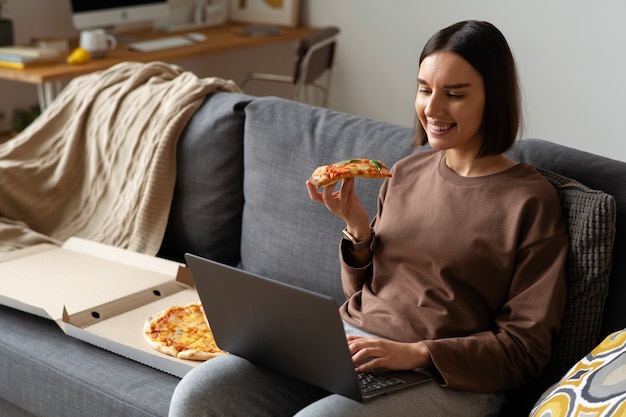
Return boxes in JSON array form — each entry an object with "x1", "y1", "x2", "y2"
[{"x1": 67, "y1": 47, "x2": 91, "y2": 65}]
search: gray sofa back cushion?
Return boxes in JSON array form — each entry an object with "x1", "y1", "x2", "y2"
[
  {"x1": 158, "y1": 92, "x2": 253, "y2": 265},
  {"x1": 239, "y1": 97, "x2": 415, "y2": 303}
]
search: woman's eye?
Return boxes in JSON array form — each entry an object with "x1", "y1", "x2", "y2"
[
  {"x1": 447, "y1": 93, "x2": 463, "y2": 99},
  {"x1": 418, "y1": 89, "x2": 432, "y2": 95}
]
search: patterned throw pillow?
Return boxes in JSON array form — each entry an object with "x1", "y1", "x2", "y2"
[{"x1": 531, "y1": 329, "x2": 626, "y2": 416}]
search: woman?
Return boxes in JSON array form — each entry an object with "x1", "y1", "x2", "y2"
[{"x1": 169, "y1": 20, "x2": 568, "y2": 417}]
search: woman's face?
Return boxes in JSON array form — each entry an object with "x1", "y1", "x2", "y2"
[{"x1": 415, "y1": 51, "x2": 486, "y2": 155}]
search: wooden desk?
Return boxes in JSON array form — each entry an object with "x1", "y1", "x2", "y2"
[{"x1": 0, "y1": 24, "x2": 315, "y2": 109}]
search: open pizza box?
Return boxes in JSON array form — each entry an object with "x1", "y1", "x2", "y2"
[{"x1": 0, "y1": 237, "x2": 207, "y2": 378}]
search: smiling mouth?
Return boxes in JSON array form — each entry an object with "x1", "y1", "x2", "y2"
[{"x1": 429, "y1": 123, "x2": 456, "y2": 133}]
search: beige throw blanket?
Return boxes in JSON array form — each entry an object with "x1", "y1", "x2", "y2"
[{"x1": 0, "y1": 61, "x2": 240, "y2": 256}]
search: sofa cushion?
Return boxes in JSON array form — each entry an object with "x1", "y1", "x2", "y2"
[
  {"x1": 502, "y1": 168, "x2": 617, "y2": 415},
  {"x1": 530, "y1": 329, "x2": 626, "y2": 416},
  {"x1": 239, "y1": 97, "x2": 415, "y2": 303},
  {"x1": 158, "y1": 92, "x2": 253, "y2": 265}
]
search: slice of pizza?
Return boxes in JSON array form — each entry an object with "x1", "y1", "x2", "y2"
[
  {"x1": 143, "y1": 302, "x2": 227, "y2": 361},
  {"x1": 309, "y1": 158, "x2": 392, "y2": 188}
]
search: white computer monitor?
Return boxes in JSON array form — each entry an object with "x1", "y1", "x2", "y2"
[{"x1": 70, "y1": 0, "x2": 169, "y2": 31}]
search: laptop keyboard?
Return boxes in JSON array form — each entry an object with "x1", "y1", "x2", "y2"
[{"x1": 357, "y1": 372, "x2": 404, "y2": 393}]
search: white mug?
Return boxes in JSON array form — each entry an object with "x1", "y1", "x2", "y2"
[{"x1": 79, "y1": 29, "x2": 117, "y2": 58}]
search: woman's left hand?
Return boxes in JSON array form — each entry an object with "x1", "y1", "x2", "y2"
[{"x1": 347, "y1": 335, "x2": 433, "y2": 372}]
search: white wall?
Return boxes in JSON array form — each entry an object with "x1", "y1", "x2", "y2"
[
  {"x1": 2, "y1": 0, "x2": 626, "y2": 161},
  {"x1": 301, "y1": 0, "x2": 626, "y2": 161}
]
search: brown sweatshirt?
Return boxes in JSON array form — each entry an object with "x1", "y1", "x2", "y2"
[{"x1": 339, "y1": 150, "x2": 568, "y2": 393}]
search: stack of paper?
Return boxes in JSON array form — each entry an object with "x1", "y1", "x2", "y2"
[{"x1": 0, "y1": 46, "x2": 60, "y2": 69}]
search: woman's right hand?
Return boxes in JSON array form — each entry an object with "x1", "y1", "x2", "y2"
[{"x1": 306, "y1": 178, "x2": 371, "y2": 240}]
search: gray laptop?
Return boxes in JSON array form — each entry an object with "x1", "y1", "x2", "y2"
[{"x1": 184, "y1": 253, "x2": 432, "y2": 402}]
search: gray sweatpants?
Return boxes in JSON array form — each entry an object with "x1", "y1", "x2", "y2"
[{"x1": 168, "y1": 322, "x2": 504, "y2": 417}]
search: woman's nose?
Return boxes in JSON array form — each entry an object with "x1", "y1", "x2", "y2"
[{"x1": 424, "y1": 94, "x2": 444, "y2": 117}]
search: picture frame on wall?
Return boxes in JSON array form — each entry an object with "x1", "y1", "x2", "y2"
[{"x1": 229, "y1": 0, "x2": 300, "y2": 27}]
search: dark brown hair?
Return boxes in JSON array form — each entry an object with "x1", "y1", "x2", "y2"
[{"x1": 413, "y1": 20, "x2": 522, "y2": 157}]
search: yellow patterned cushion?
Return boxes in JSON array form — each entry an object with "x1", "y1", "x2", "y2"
[{"x1": 531, "y1": 329, "x2": 626, "y2": 416}]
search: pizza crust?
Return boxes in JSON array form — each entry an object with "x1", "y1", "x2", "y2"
[{"x1": 144, "y1": 333, "x2": 180, "y2": 358}]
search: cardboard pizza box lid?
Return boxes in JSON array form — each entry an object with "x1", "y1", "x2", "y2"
[
  {"x1": 0, "y1": 237, "x2": 184, "y2": 324},
  {"x1": 0, "y1": 237, "x2": 205, "y2": 377}
]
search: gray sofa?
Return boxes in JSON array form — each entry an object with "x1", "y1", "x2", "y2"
[{"x1": 1, "y1": 91, "x2": 625, "y2": 416}]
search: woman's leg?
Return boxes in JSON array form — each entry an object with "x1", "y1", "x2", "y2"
[
  {"x1": 294, "y1": 380, "x2": 505, "y2": 417},
  {"x1": 170, "y1": 323, "x2": 504, "y2": 417},
  {"x1": 168, "y1": 354, "x2": 328, "y2": 417}
]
